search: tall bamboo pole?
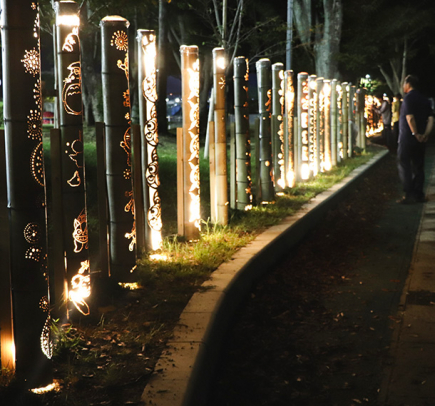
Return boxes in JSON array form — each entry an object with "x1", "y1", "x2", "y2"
[
  {"x1": 0, "y1": 129, "x2": 14, "y2": 371},
  {"x1": 179, "y1": 45, "x2": 201, "y2": 239},
  {"x1": 55, "y1": 1, "x2": 90, "y2": 317},
  {"x1": 316, "y1": 78, "x2": 324, "y2": 173},
  {"x1": 331, "y1": 79, "x2": 338, "y2": 167},
  {"x1": 101, "y1": 17, "x2": 137, "y2": 280},
  {"x1": 341, "y1": 82, "x2": 348, "y2": 160},
  {"x1": 308, "y1": 74, "x2": 317, "y2": 177},
  {"x1": 1, "y1": 0, "x2": 52, "y2": 388},
  {"x1": 256, "y1": 59, "x2": 274, "y2": 202},
  {"x1": 284, "y1": 70, "x2": 295, "y2": 188},
  {"x1": 208, "y1": 89, "x2": 217, "y2": 221},
  {"x1": 213, "y1": 48, "x2": 228, "y2": 224},
  {"x1": 234, "y1": 56, "x2": 252, "y2": 210},
  {"x1": 323, "y1": 80, "x2": 332, "y2": 171},
  {"x1": 137, "y1": 30, "x2": 163, "y2": 251},
  {"x1": 297, "y1": 72, "x2": 309, "y2": 180},
  {"x1": 357, "y1": 88, "x2": 367, "y2": 151},
  {"x1": 348, "y1": 85, "x2": 356, "y2": 157},
  {"x1": 272, "y1": 63, "x2": 285, "y2": 191}
]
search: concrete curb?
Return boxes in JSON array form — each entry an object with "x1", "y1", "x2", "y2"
[{"x1": 141, "y1": 150, "x2": 389, "y2": 406}]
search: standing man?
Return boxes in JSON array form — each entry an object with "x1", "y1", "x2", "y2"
[{"x1": 397, "y1": 75, "x2": 434, "y2": 204}]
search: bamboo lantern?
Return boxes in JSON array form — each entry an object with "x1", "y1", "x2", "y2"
[
  {"x1": 1, "y1": 0, "x2": 53, "y2": 389},
  {"x1": 271, "y1": 63, "x2": 285, "y2": 191},
  {"x1": 323, "y1": 80, "x2": 332, "y2": 171},
  {"x1": 358, "y1": 88, "x2": 367, "y2": 151},
  {"x1": 316, "y1": 78, "x2": 324, "y2": 172},
  {"x1": 341, "y1": 82, "x2": 348, "y2": 160},
  {"x1": 233, "y1": 56, "x2": 252, "y2": 210},
  {"x1": 137, "y1": 30, "x2": 163, "y2": 251},
  {"x1": 284, "y1": 70, "x2": 295, "y2": 188},
  {"x1": 55, "y1": 1, "x2": 90, "y2": 316},
  {"x1": 213, "y1": 48, "x2": 228, "y2": 224},
  {"x1": 348, "y1": 85, "x2": 356, "y2": 157},
  {"x1": 179, "y1": 45, "x2": 200, "y2": 239},
  {"x1": 101, "y1": 16, "x2": 137, "y2": 280},
  {"x1": 336, "y1": 82, "x2": 343, "y2": 163},
  {"x1": 308, "y1": 74, "x2": 317, "y2": 177},
  {"x1": 297, "y1": 72, "x2": 310, "y2": 180},
  {"x1": 256, "y1": 59, "x2": 274, "y2": 202},
  {"x1": 331, "y1": 79, "x2": 338, "y2": 167}
]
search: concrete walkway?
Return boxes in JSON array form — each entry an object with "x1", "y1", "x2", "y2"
[
  {"x1": 380, "y1": 142, "x2": 435, "y2": 406},
  {"x1": 141, "y1": 149, "x2": 390, "y2": 406}
]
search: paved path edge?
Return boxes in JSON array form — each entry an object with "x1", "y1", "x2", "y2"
[{"x1": 141, "y1": 150, "x2": 389, "y2": 406}]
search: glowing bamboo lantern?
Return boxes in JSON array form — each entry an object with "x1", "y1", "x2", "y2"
[
  {"x1": 179, "y1": 45, "x2": 201, "y2": 239},
  {"x1": 297, "y1": 72, "x2": 310, "y2": 180},
  {"x1": 348, "y1": 85, "x2": 356, "y2": 157},
  {"x1": 308, "y1": 74, "x2": 317, "y2": 176},
  {"x1": 213, "y1": 48, "x2": 228, "y2": 224},
  {"x1": 271, "y1": 63, "x2": 285, "y2": 191},
  {"x1": 284, "y1": 70, "x2": 295, "y2": 188},
  {"x1": 323, "y1": 80, "x2": 332, "y2": 171},
  {"x1": 256, "y1": 59, "x2": 274, "y2": 202},
  {"x1": 55, "y1": 0, "x2": 90, "y2": 316},
  {"x1": 137, "y1": 30, "x2": 163, "y2": 251},
  {"x1": 233, "y1": 56, "x2": 252, "y2": 210},
  {"x1": 336, "y1": 82, "x2": 343, "y2": 163},
  {"x1": 101, "y1": 17, "x2": 137, "y2": 280},
  {"x1": 1, "y1": 0, "x2": 53, "y2": 388},
  {"x1": 316, "y1": 78, "x2": 324, "y2": 172},
  {"x1": 330, "y1": 79, "x2": 338, "y2": 167},
  {"x1": 341, "y1": 82, "x2": 348, "y2": 160}
]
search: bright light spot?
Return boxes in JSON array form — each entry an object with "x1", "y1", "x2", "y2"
[
  {"x1": 324, "y1": 160, "x2": 332, "y2": 171},
  {"x1": 244, "y1": 205, "x2": 253, "y2": 211},
  {"x1": 277, "y1": 178, "x2": 285, "y2": 189},
  {"x1": 287, "y1": 170, "x2": 296, "y2": 188},
  {"x1": 301, "y1": 163, "x2": 310, "y2": 180},
  {"x1": 175, "y1": 97, "x2": 180, "y2": 103},
  {"x1": 150, "y1": 253, "x2": 168, "y2": 261},
  {"x1": 56, "y1": 15, "x2": 80, "y2": 27},
  {"x1": 276, "y1": 192, "x2": 285, "y2": 196},
  {"x1": 216, "y1": 57, "x2": 226, "y2": 70},
  {"x1": 31, "y1": 381, "x2": 59, "y2": 394},
  {"x1": 118, "y1": 282, "x2": 140, "y2": 290}
]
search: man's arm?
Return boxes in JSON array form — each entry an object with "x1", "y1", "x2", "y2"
[
  {"x1": 406, "y1": 114, "x2": 419, "y2": 137},
  {"x1": 421, "y1": 116, "x2": 434, "y2": 142}
]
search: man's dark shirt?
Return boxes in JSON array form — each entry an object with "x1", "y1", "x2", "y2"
[{"x1": 399, "y1": 89, "x2": 432, "y2": 145}]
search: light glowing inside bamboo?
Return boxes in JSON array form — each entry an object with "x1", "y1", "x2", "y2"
[
  {"x1": 56, "y1": 14, "x2": 79, "y2": 27},
  {"x1": 141, "y1": 33, "x2": 163, "y2": 251}
]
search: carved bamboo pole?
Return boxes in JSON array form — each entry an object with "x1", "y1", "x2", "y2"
[
  {"x1": 331, "y1": 79, "x2": 338, "y2": 167},
  {"x1": 1, "y1": 0, "x2": 52, "y2": 388},
  {"x1": 323, "y1": 80, "x2": 332, "y2": 171},
  {"x1": 284, "y1": 70, "x2": 295, "y2": 188},
  {"x1": 55, "y1": 1, "x2": 90, "y2": 316},
  {"x1": 213, "y1": 47, "x2": 228, "y2": 224},
  {"x1": 137, "y1": 30, "x2": 163, "y2": 251},
  {"x1": 316, "y1": 78, "x2": 324, "y2": 173},
  {"x1": 256, "y1": 59, "x2": 274, "y2": 202},
  {"x1": 308, "y1": 74, "x2": 317, "y2": 177},
  {"x1": 179, "y1": 45, "x2": 200, "y2": 239},
  {"x1": 297, "y1": 72, "x2": 310, "y2": 180},
  {"x1": 272, "y1": 63, "x2": 285, "y2": 190},
  {"x1": 101, "y1": 17, "x2": 137, "y2": 280},
  {"x1": 234, "y1": 56, "x2": 252, "y2": 210},
  {"x1": 336, "y1": 82, "x2": 343, "y2": 163},
  {"x1": 348, "y1": 85, "x2": 356, "y2": 157},
  {"x1": 341, "y1": 83, "x2": 348, "y2": 160}
]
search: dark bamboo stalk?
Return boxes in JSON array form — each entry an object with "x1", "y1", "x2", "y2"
[
  {"x1": 1, "y1": 0, "x2": 52, "y2": 388},
  {"x1": 101, "y1": 17, "x2": 137, "y2": 280},
  {"x1": 256, "y1": 59, "x2": 274, "y2": 203},
  {"x1": 55, "y1": 1, "x2": 90, "y2": 316},
  {"x1": 341, "y1": 83, "x2": 349, "y2": 160},
  {"x1": 234, "y1": 56, "x2": 252, "y2": 210}
]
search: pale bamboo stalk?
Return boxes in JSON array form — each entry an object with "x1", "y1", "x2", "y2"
[
  {"x1": 308, "y1": 74, "x2": 317, "y2": 177},
  {"x1": 341, "y1": 83, "x2": 348, "y2": 160},
  {"x1": 323, "y1": 80, "x2": 332, "y2": 171},
  {"x1": 331, "y1": 79, "x2": 338, "y2": 167},
  {"x1": 297, "y1": 72, "x2": 310, "y2": 180},
  {"x1": 213, "y1": 47, "x2": 228, "y2": 225},
  {"x1": 272, "y1": 63, "x2": 284, "y2": 190},
  {"x1": 284, "y1": 70, "x2": 295, "y2": 188},
  {"x1": 316, "y1": 78, "x2": 324, "y2": 173}
]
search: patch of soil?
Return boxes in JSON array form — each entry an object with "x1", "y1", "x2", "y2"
[{"x1": 207, "y1": 153, "x2": 420, "y2": 406}]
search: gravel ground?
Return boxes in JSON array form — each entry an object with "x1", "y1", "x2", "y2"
[{"x1": 207, "y1": 151, "x2": 426, "y2": 406}]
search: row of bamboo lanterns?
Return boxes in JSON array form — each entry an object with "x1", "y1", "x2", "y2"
[{"x1": 0, "y1": 0, "x2": 372, "y2": 392}]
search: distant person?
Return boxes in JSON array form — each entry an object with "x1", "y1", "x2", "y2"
[
  {"x1": 397, "y1": 75, "x2": 434, "y2": 204},
  {"x1": 391, "y1": 93, "x2": 401, "y2": 153},
  {"x1": 375, "y1": 94, "x2": 392, "y2": 145}
]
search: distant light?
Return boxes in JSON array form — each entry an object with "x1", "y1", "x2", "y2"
[
  {"x1": 175, "y1": 97, "x2": 180, "y2": 103},
  {"x1": 216, "y1": 57, "x2": 226, "y2": 70},
  {"x1": 31, "y1": 381, "x2": 59, "y2": 394}
]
